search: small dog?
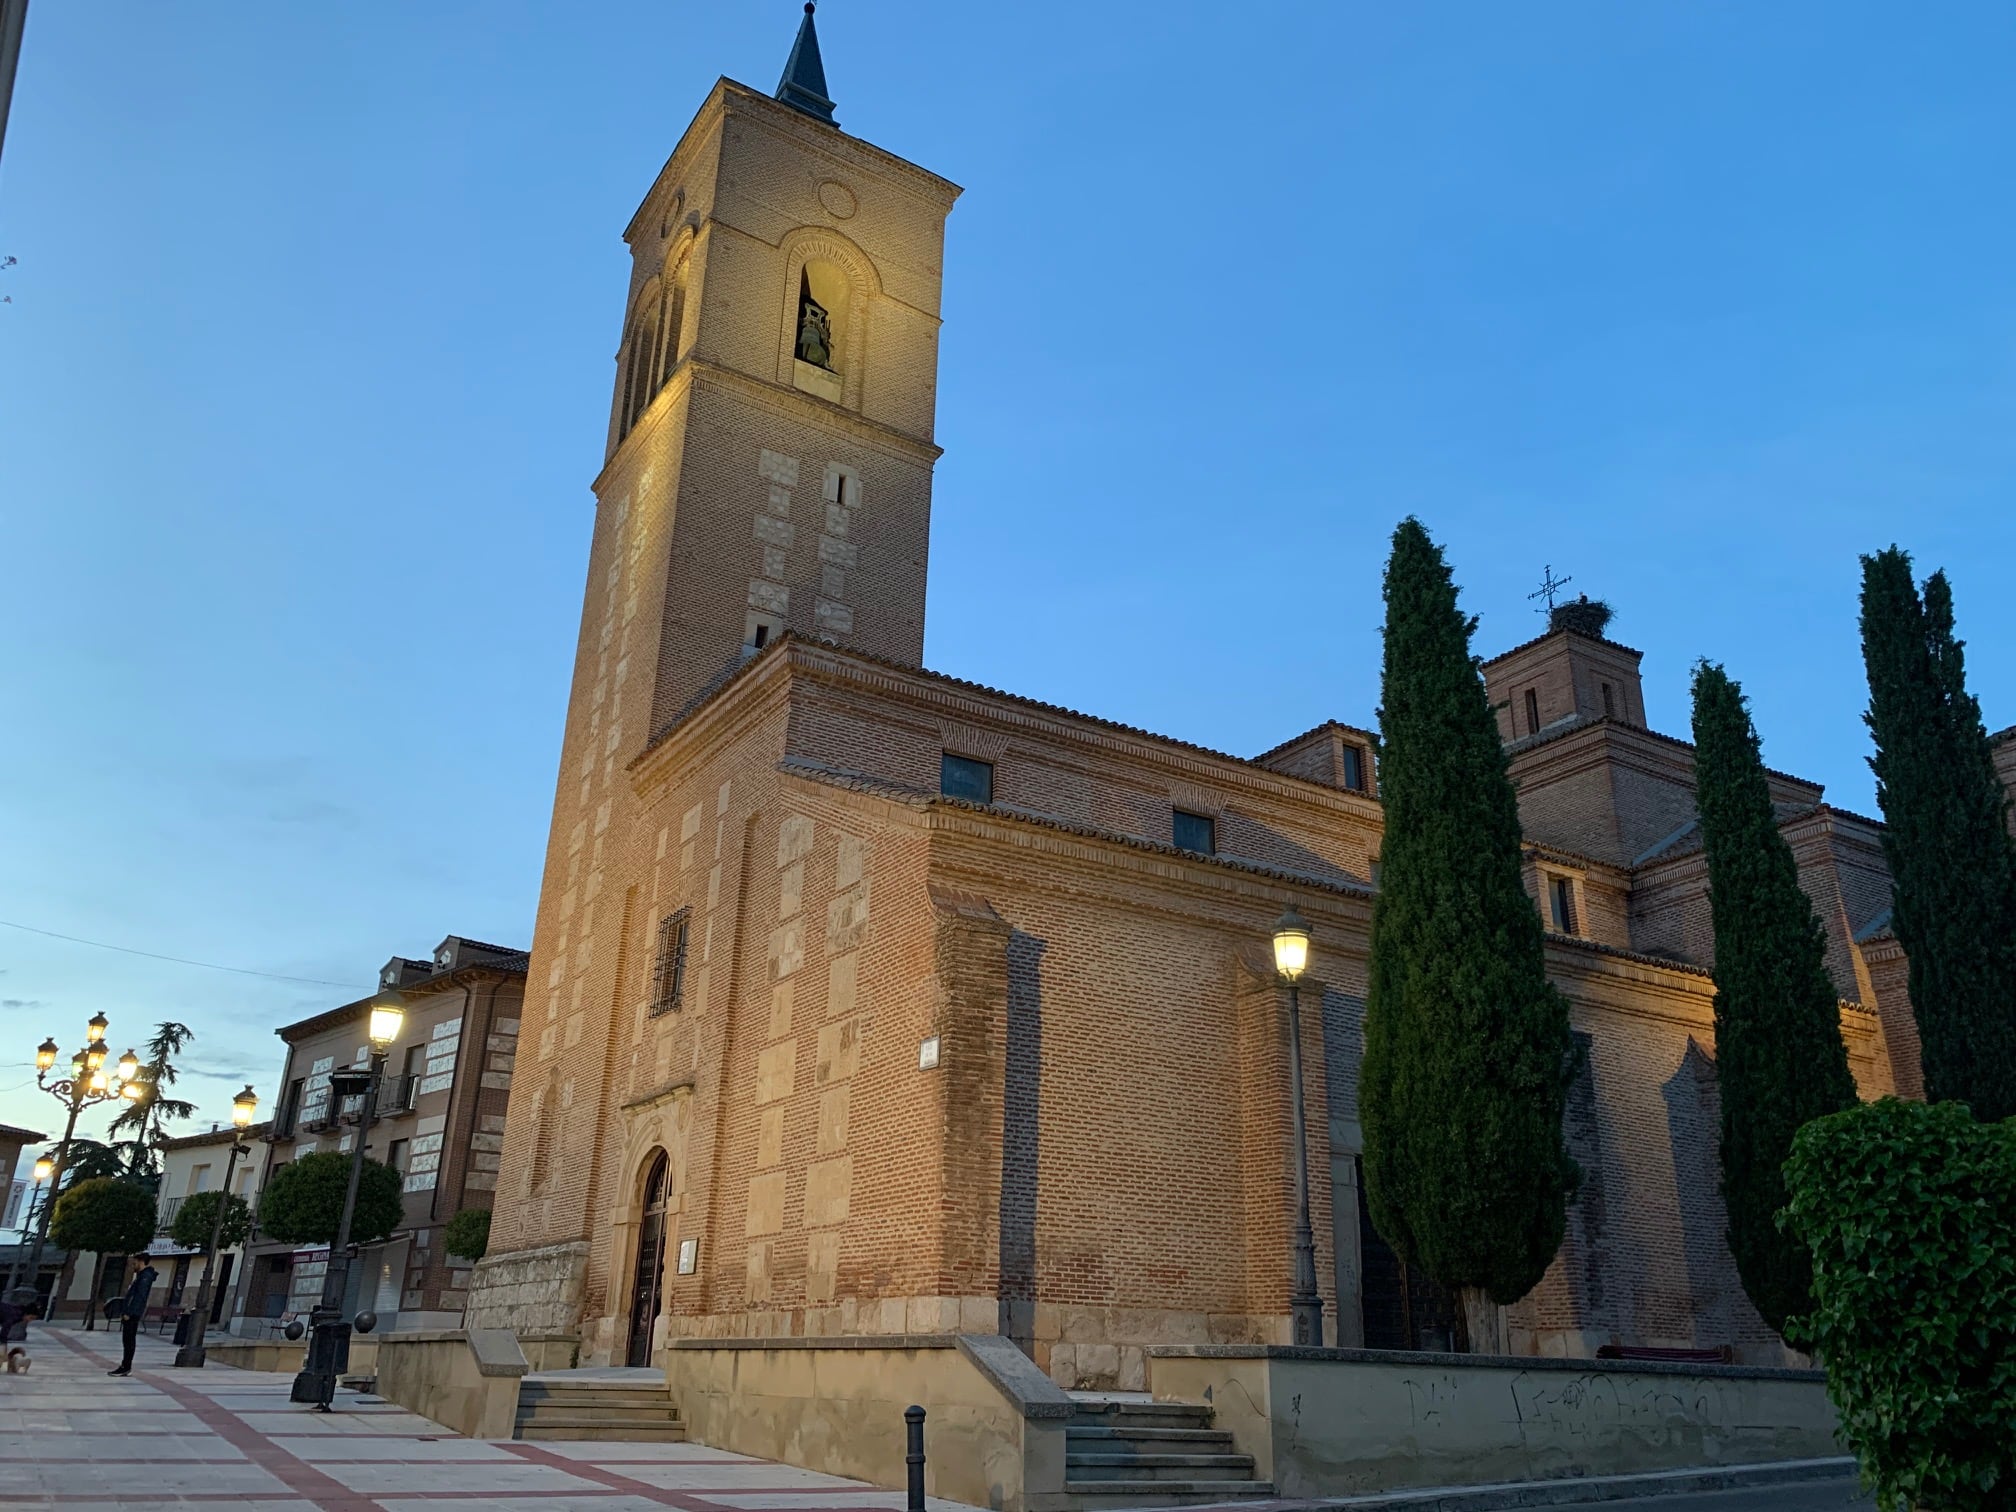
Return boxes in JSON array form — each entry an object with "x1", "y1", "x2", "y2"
[{"x1": 1, "y1": 1295, "x2": 40, "y2": 1375}]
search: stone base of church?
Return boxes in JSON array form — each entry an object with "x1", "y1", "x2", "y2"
[
  {"x1": 1147, "y1": 1345, "x2": 1841, "y2": 1497},
  {"x1": 463, "y1": 1239, "x2": 589, "y2": 1336}
]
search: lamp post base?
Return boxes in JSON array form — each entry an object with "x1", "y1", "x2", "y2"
[
  {"x1": 172, "y1": 1342, "x2": 207, "y2": 1369},
  {"x1": 289, "y1": 1309, "x2": 352, "y2": 1408},
  {"x1": 1290, "y1": 1297, "x2": 1325, "y2": 1347}
]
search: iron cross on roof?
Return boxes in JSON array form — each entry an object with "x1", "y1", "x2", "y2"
[{"x1": 1529, "y1": 564, "x2": 1573, "y2": 615}]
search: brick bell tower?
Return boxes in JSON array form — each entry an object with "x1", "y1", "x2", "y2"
[
  {"x1": 600, "y1": 4, "x2": 960, "y2": 733},
  {"x1": 468, "y1": 8, "x2": 959, "y2": 1333}
]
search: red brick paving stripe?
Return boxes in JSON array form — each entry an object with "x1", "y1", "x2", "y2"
[
  {"x1": 39, "y1": 1328, "x2": 389, "y2": 1512},
  {"x1": 502, "y1": 1440, "x2": 741, "y2": 1510}
]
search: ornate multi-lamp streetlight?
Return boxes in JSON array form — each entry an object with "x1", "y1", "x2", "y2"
[
  {"x1": 290, "y1": 992, "x2": 404, "y2": 1410},
  {"x1": 8, "y1": 1013, "x2": 143, "y2": 1301},
  {"x1": 172, "y1": 1084, "x2": 259, "y2": 1369},
  {"x1": 1272, "y1": 904, "x2": 1325, "y2": 1347}
]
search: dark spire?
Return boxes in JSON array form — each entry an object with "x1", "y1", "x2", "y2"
[{"x1": 775, "y1": 3, "x2": 838, "y2": 126}]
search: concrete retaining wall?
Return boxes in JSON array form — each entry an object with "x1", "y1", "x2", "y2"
[
  {"x1": 667, "y1": 1334, "x2": 1076, "y2": 1512},
  {"x1": 373, "y1": 1329, "x2": 527, "y2": 1440},
  {"x1": 1147, "y1": 1345, "x2": 1841, "y2": 1497},
  {"x1": 205, "y1": 1337, "x2": 379, "y2": 1376}
]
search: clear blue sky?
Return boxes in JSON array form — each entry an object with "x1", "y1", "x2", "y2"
[{"x1": 2, "y1": 2, "x2": 2013, "y2": 1148}]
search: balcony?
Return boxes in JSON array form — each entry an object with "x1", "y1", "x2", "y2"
[{"x1": 155, "y1": 1195, "x2": 184, "y2": 1236}]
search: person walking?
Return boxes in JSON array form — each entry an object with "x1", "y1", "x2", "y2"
[{"x1": 107, "y1": 1257, "x2": 157, "y2": 1377}]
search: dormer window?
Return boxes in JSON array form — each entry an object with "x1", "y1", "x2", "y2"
[
  {"x1": 1542, "y1": 871, "x2": 1584, "y2": 937},
  {"x1": 1173, "y1": 810, "x2": 1216, "y2": 856},
  {"x1": 1341, "y1": 744, "x2": 1367, "y2": 793}
]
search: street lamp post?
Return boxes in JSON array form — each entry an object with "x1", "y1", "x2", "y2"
[
  {"x1": 8, "y1": 1017, "x2": 142, "y2": 1306},
  {"x1": 172, "y1": 1085, "x2": 259, "y2": 1368},
  {"x1": 1272, "y1": 905, "x2": 1325, "y2": 1347},
  {"x1": 291, "y1": 994, "x2": 403, "y2": 1410}
]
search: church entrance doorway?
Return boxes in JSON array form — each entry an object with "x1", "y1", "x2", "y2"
[
  {"x1": 625, "y1": 1151, "x2": 671, "y2": 1368},
  {"x1": 1357, "y1": 1184, "x2": 1466, "y2": 1351}
]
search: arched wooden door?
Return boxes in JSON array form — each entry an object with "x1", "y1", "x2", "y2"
[{"x1": 625, "y1": 1151, "x2": 671, "y2": 1368}]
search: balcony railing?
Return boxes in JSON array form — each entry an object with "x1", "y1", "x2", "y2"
[{"x1": 156, "y1": 1195, "x2": 184, "y2": 1235}]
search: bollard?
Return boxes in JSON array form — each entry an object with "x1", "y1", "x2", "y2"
[{"x1": 904, "y1": 1404, "x2": 926, "y2": 1511}]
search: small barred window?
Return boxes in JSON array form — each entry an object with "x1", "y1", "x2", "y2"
[{"x1": 649, "y1": 909, "x2": 691, "y2": 1015}]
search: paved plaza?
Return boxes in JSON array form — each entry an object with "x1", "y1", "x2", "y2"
[
  {"x1": 0, "y1": 1324, "x2": 1872, "y2": 1512},
  {"x1": 0, "y1": 1324, "x2": 972, "y2": 1511}
]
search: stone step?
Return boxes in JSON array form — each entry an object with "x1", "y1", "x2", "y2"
[
  {"x1": 1066, "y1": 1451, "x2": 1258, "y2": 1482},
  {"x1": 516, "y1": 1395, "x2": 673, "y2": 1419},
  {"x1": 1072, "y1": 1411, "x2": 1209, "y2": 1435},
  {"x1": 516, "y1": 1420, "x2": 690, "y2": 1443},
  {"x1": 1066, "y1": 1425, "x2": 1239, "y2": 1452},
  {"x1": 1065, "y1": 1481, "x2": 1275, "y2": 1506},
  {"x1": 518, "y1": 1404, "x2": 682, "y2": 1427}
]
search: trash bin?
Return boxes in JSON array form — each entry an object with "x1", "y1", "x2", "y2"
[{"x1": 172, "y1": 1311, "x2": 195, "y2": 1346}]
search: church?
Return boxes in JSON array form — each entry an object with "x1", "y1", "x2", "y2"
[{"x1": 465, "y1": 8, "x2": 1931, "y2": 1389}]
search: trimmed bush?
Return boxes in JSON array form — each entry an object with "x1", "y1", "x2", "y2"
[
  {"x1": 1782, "y1": 1099, "x2": 2016, "y2": 1512},
  {"x1": 443, "y1": 1207, "x2": 491, "y2": 1262},
  {"x1": 49, "y1": 1178, "x2": 157, "y2": 1259},
  {"x1": 169, "y1": 1190, "x2": 252, "y2": 1253},
  {"x1": 257, "y1": 1151, "x2": 404, "y2": 1247}
]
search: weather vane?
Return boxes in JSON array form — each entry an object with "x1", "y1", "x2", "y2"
[{"x1": 1529, "y1": 564, "x2": 1573, "y2": 615}]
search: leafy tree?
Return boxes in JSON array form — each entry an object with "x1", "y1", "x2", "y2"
[
  {"x1": 1690, "y1": 662, "x2": 1859, "y2": 1336},
  {"x1": 443, "y1": 1207, "x2": 491, "y2": 1262},
  {"x1": 53, "y1": 1140, "x2": 126, "y2": 1191},
  {"x1": 1782, "y1": 1099, "x2": 2016, "y2": 1512},
  {"x1": 1860, "y1": 549, "x2": 2016, "y2": 1121},
  {"x1": 49, "y1": 1178, "x2": 157, "y2": 1258},
  {"x1": 258, "y1": 1152, "x2": 403, "y2": 1247},
  {"x1": 169, "y1": 1190, "x2": 252, "y2": 1252},
  {"x1": 1360, "y1": 517, "x2": 1580, "y2": 1350},
  {"x1": 107, "y1": 1022, "x2": 198, "y2": 1176}
]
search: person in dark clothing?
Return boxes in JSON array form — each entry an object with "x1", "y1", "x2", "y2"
[{"x1": 108, "y1": 1258, "x2": 157, "y2": 1376}]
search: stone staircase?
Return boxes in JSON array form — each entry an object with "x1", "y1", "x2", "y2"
[
  {"x1": 1064, "y1": 1397, "x2": 1272, "y2": 1504},
  {"x1": 513, "y1": 1373, "x2": 688, "y2": 1443}
]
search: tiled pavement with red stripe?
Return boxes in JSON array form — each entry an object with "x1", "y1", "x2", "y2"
[{"x1": 0, "y1": 1325, "x2": 975, "y2": 1511}]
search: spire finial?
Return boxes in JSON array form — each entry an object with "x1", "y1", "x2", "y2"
[{"x1": 776, "y1": 2, "x2": 838, "y2": 126}]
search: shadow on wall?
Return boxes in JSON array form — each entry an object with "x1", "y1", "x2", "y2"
[
  {"x1": 1000, "y1": 930, "x2": 1046, "y2": 1355},
  {"x1": 1663, "y1": 1038, "x2": 1737, "y2": 1348},
  {"x1": 1558, "y1": 1030, "x2": 1618, "y2": 1341}
]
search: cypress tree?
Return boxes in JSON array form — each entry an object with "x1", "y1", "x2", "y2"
[
  {"x1": 1360, "y1": 518, "x2": 1580, "y2": 1350},
  {"x1": 1689, "y1": 662, "x2": 1858, "y2": 1336},
  {"x1": 1859, "y1": 548, "x2": 2016, "y2": 1120}
]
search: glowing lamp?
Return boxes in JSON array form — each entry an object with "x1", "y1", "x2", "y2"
[
  {"x1": 117, "y1": 1049, "x2": 140, "y2": 1082},
  {"x1": 34, "y1": 1039, "x2": 58, "y2": 1072},
  {"x1": 32, "y1": 1154, "x2": 53, "y2": 1182},
  {"x1": 231, "y1": 1085, "x2": 259, "y2": 1128},
  {"x1": 85, "y1": 1012, "x2": 108, "y2": 1045},
  {"x1": 88, "y1": 1069, "x2": 109, "y2": 1095},
  {"x1": 120, "y1": 1078, "x2": 143, "y2": 1100},
  {"x1": 85, "y1": 1043, "x2": 107, "y2": 1073},
  {"x1": 1272, "y1": 905, "x2": 1312, "y2": 983},
  {"x1": 367, "y1": 994, "x2": 406, "y2": 1052}
]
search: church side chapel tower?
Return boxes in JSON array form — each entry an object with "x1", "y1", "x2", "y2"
[{"x1": 471, "y1": 9, "x2": 1923, "y2": 1392}]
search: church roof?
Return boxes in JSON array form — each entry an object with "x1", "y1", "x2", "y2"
[
  {"x1": 641, "y1": 633, "x2": 1385, "y2": 808},
  {"x1": 775, "y1": 3, "x2": 838, "y2": 125},
  {"x1": 779, "y1": 755, "x2": 1377, "y2": 898},
  {"x1": 1480, "y1": 624, "x2": 1645, "y2": 669}
]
